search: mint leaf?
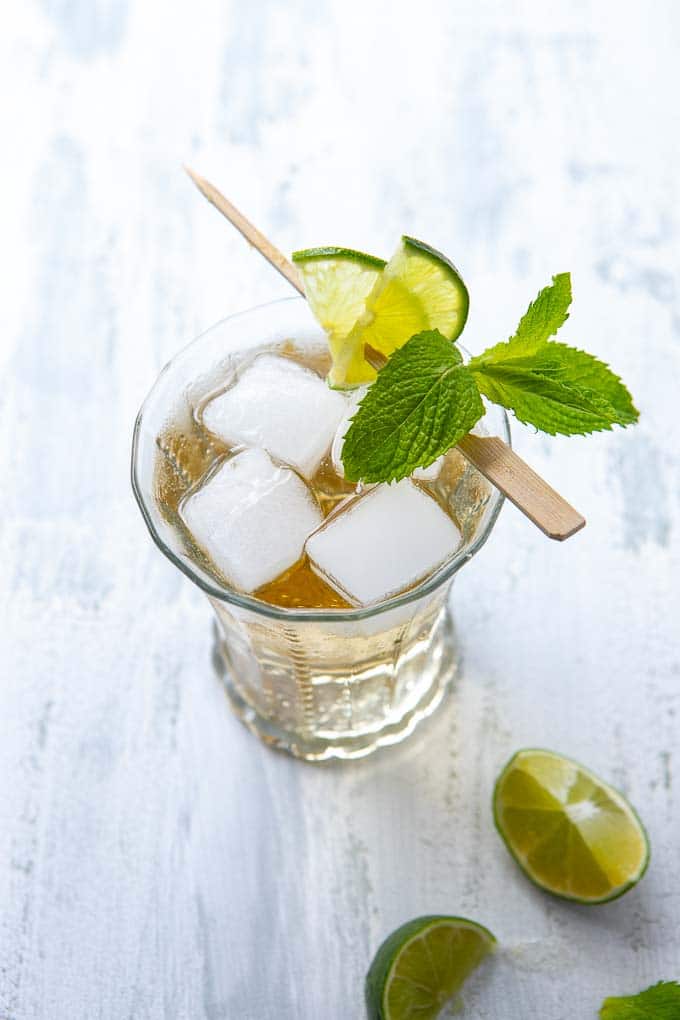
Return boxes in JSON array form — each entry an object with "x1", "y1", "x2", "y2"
[
  {"x1": 492, "y1": 271, "x2": 572, "y2": 358},
  {"x1": 342, "y1": 330, "x2": 484, "y2": 483},
  {"x1": 339, "y1": 272, "x2": 637, "y2": 483},
  {"x1": 470, "y1": 342, "x2": 638, "y2": 435},
  {"x1": 469, "y1": 274, "x2": 638, "y2": 435},
  {"x1": 600, "y1": 980, "x2": 680, "y2": 1019}
]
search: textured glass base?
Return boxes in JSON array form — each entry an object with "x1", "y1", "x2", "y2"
[{"x1": 211, "y1": 608, "x2": 459, "y2": 761}]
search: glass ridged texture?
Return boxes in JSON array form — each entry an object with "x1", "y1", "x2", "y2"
[{"x1": 131, "y1": 298, "x2": 509, "y2": 759}]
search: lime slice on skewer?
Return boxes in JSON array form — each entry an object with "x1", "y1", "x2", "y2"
[
  {"x1": 294, "y1": 237, "x2": 469, "y2": 387},
  {"x1": 348, "y1": 235, "x2": 469, "y2": 374},
  {"x1": 338, "y1": 235, "x2": 469, "y2": 386},
  {"x1": 493, "y1": 749, "x2": 650, "y2": 904},
  {"x1": 292, "y1": 247, "x2": 386, "y2": 387},
  {"x1": 365, "y1": 915, "x2": 495, "y2": 1020}
]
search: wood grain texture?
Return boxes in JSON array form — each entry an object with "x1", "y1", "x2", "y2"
[
  {"x1": 458, "y1": 435, "x2": 585, "y2": 540},
  {"x1": 1, "y1": 2, "x2": 679, "y2": 1019}
]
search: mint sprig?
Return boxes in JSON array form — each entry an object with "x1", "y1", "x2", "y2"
[
  {"x1": 469, "y1": 273, "x2": 638, "y2": 435},
  {"x1": 342, "y1": 331, "x2": 484, "y2": 484},
  {"x1": 506, "y1": 270, "x2": 573, "y2": 351},
  {"x1": 470, "y1": 341, "x2": 638, "y2": 435},
  {"x1": 342, "y1": 273, "x2": 638, "y2": 482},
  {"x1": 600, "y1": 980, "x2": 680, "y2": 1019}
]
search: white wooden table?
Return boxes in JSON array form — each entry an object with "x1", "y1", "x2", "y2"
[{"x1": 2, "y1": 2, "x2": 679, "y2": 1017}]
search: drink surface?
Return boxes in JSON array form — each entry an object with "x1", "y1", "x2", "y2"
[{"x1": 153, "y1": 339, "x2": 491, "y2": 611}]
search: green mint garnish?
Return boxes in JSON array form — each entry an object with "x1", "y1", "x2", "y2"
[
  {"x1": 343, "y1": 272, "x2": 638, "y2": 482},
  {"x1": 469, "y1": 273, "x2": 639, "y2": 435},
  {"x1": 498, "y1": 269, "x2": 573, "y2": 351},
  {"x1": 342, "y1": 330, "x2": 484, "y2": 484},
  {"x1": 600, "y1": 980, "x2": 680, "y2": 1019}
]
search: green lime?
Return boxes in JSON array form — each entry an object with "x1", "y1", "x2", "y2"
[
  {"x1": 365, "y1": 915, "x2": 496, "y2": 1020},
  {"x1": 493, "y1": 749, "x2": 650, "y2": 904},
  {"x1": 292, "y1": 247, "x2": 386, "y2": 387},
  {"x1": 334, "y1": 235, "x2": 469, "y2": 386},
  {"x1": 295, "y1": 237, "x2": 469, "y2": 387}
]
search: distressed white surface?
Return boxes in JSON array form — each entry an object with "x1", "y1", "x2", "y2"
[{"x1": 1, "y1": 2, "x2": 679, "y2": 1018}]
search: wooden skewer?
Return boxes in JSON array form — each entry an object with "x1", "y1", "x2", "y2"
[
  {"x1": 456, "y1": 435, "x2": 584, "y2": 540},
  {"x1": 185, "y1": 166, "x2": 304, "y2": 295},
  {"x1": 185, "y1": 167, "x2": 586, "y2": 541}
]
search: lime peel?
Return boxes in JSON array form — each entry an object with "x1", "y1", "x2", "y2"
[
  {"x1": 293, "y1": 246, "x2": 386, "y2": 268},
  {"x1": 293, "y1": 237, "x2": 469, "y2": 388},
  {"x1": 365, "y1": 915, "x2": 496, "y2": 1020}
]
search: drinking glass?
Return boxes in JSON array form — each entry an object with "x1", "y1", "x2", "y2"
[{"x1": 132, "y1": 298, "x2": 509, "y2": 760}]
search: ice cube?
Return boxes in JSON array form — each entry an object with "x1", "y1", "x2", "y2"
[
  {"x1": 331, "y1": 386, "x2": 368, "y2": 478},
  {"x1": 306, "y1": 480, "x2": 462, "y2": 606},
  {"x1": 180, "y1": 448, "x2": 323, "y2": 593},
  {"x1": 202, "y1": 354, "x2": 348, "y2": 478},
  {"x1": 331, "y1": 386, "x2": 444, "y2": 482},
  {"x1": 412, "y1": 456, "x2": 445, "y2": 481}
]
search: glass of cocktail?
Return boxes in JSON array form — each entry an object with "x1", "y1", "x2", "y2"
[{"x1": 132, "y1": 296, "x2": 509, "y2": 760}]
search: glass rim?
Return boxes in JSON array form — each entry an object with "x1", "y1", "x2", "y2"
[{"x1": 131, "y1": 296, "x2": 510, "y2": 623}]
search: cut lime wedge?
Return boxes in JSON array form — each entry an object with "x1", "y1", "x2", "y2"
[
  {"x1": 493, "y1": 749, "x2": 650, "y2": 904},
  {"x1": 295, "y1": 238, "x2": 469, "y2": 387},
  {"x1": 332, "y1": 235, "x2": 469, "y2": 386},
  {"x1": 365, "y1": 915, "x2": 495, "y2": 1020},
  {"x1": 292, "y1": 247, "x2": 386, "y2": 387}
]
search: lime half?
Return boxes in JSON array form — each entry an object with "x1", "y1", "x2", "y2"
[
  {"x1": 292, "y1": 247, "x2": 386, "y2": 387},
  {"x1": 365, "y1": 915, "x2": 495, "y2": 1020},
  {"x1": 493, "y1": 749, "x2": 649, "y2": 904},
  {"x1": 295, "y1": 237, "x2": 469, "y2": 387},
  {"x1": 334, "y1": 235, "x2": 469, "y2": 386}
]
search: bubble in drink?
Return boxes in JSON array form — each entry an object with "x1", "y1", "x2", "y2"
[
  {"x1": 305, "y1": 480, "x2": 462, "y2": 606},
  {"x1": 180, "y1": 447, "x2": 323, "y2": 593},
  {"x1": 202, "y1": 353, "x2": 348, "y2": 478}
]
